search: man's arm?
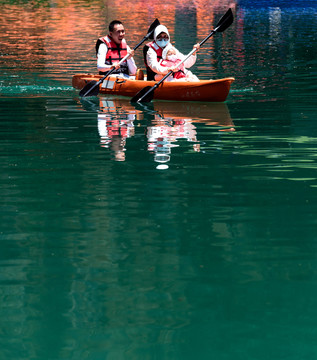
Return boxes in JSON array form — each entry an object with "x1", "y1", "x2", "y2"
[{"x1": 97, "y1": 43, "x2": 113, "y2": 72}]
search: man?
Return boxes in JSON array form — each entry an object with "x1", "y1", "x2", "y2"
[{"x1": 96, "y1": 20, "x2": 137, "y2": 77}]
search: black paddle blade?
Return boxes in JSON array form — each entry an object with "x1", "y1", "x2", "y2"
[
  {"x1": 133, "y1": 19, "x2": 160, "y2": 50},
  {"x1": 79, "y1": 80, "x2": 100, "y2": 97},
  {"x1": 216, "y1": 8, "x2": 234, "y2": 33},
  {"x1": 147, "y1": 18, "x2": 160, "y2": 40},
  {"x1": 131, "y1": 86, "x2": 154, "y2": 103}
]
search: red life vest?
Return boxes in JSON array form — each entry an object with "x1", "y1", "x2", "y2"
[
  {"x1": 106, "y1": 119, "x2": 129, "y2": 139},
  {"x1": 147, "y1": 41, "x2": 163, "y2": 60},
  {"x1": 160, "y1": 59, "x2": 186, "y2": 79},
  {"x1": 96, "y1": 36, "x2": 129, "y2": 75},
  {"x1": 143, "y1": 41, "x2": 163, "y2": 81}
]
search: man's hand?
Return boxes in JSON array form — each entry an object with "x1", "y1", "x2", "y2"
[{"x1": 127, "y1": 49, "x2": 134, "y2": 59}]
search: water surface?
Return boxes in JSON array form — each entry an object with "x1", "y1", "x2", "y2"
[{"x1": 1, "y1": 1, "x2": 317, "y2": 359}]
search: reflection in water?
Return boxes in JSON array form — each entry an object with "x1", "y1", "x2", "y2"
[
  {"x1": 93, "y1": 97, "x2": 234, "y2": 165},
  {"x1": 269, "y1": 7, "x2": 282, "y2": 45},
  {"x1": 2, "y1": 2, "x2": 317, "y2": 359},
  {"x1": 98, "y1": 99, "x2": 136, "y2": 161},
  {"x1": 147, "y1": 117, "x2": 199, "y2": 166}
]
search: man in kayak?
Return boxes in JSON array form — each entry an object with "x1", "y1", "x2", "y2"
[
  {"x1": 96, "y1": 20, "x2": 137, "y2": 78},
  {"x1": 143, "y1": 24, "x2": 200, "y2": 81}
]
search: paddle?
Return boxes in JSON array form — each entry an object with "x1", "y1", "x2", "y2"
[
  {"x1": 79, "y1": 18, "x2": 160, "y2": 97},
  {"x1": 131, "y1": 8, "x2": 234, "y2": 103}
]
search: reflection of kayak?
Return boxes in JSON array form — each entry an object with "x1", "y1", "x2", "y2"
[
  {"x1": 151, "y1": 101, "x2": 234, "y2": 128},
  {"x1": 96, "y1": 97, "x2": 234, "y2": 129},
  {"x1": 72, "y1": 74, "x2": 235, "y2": 102}
]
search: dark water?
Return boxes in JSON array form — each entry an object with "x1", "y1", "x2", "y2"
[{"x1": 1, "y1": 1, "x2": 317, "y2": 359}]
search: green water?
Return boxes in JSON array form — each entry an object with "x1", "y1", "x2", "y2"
[{"x1": 1, "y1": 1, "x2": 317, "y2": 359}]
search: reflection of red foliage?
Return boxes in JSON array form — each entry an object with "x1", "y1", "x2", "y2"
[{"x1": 2, "y1": 0, "x2": 237, "y2": 73}]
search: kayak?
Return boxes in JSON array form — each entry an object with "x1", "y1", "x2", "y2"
[{"x1": 72, "y1": 74, "x2": 235, "y2": 102}]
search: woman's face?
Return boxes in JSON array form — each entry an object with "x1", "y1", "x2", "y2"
[{"x1": 156, "y1": 32, "x2": 169, "y2": 41}]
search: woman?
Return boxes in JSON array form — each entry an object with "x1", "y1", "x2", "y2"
[{"x1": 143, "y1": 24, "x2": 199, "y2": 81}]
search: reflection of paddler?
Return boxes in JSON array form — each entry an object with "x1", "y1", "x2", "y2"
[
  {"x1": 97, "y1": 98, "x2": 136, "y2": 161},
  {"x1": 99, "y1": 97, "x2": 143, "y2": 120},
  {"x1": 98, "y1": 99, "x2": 135, "y2": 141},
  {"x1": 98, "y1": 117, "x2": 131, "y2": 139},
  {"x1": 97, "y1": 113, "x2": 134, "y2": 145},
  {"x1": 169, "y1": 119, "x2": 197, "y2": 141},
  {"x1": 147, "y1": 119, "x2": 198, "y2": 145},
  {"x1": 147, "y1": 118, "x2": 199, "y2": 163}
]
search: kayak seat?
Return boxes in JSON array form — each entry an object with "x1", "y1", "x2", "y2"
[
  {"x1": 143, "y1": 45, "x2": 156, "y2": 81},
  {"x1": 135, "y1": 69, "x2": 144, "y2": 80}
]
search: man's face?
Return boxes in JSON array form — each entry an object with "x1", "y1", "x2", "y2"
[{"x1": 110, "y1": 24, "x2": 125, "y2": 44}]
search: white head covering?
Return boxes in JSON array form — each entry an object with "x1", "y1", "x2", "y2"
[{"x1": 154, "y1": 25, "x2": 170, "y2": 42}]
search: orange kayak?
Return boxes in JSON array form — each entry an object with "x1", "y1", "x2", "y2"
[{"x1": 72, "y1": 74, "x2": 235, "y2": 102}]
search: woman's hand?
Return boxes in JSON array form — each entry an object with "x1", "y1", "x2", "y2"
[
  {"x1": 193, "y1": 43, "x2": 200, "y2": 54},
  {"x1": 167, "y1": 66, "x2": 178, "y2": 73}
]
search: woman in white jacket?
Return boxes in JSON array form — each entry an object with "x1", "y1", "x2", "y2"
[{"x1": 144, "y1": 24, "x2": 199, "y2": 81}]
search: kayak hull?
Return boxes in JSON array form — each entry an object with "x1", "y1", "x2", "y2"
[{"x1": 72, "y1": 74, "x2": 235, "y2": 102}]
